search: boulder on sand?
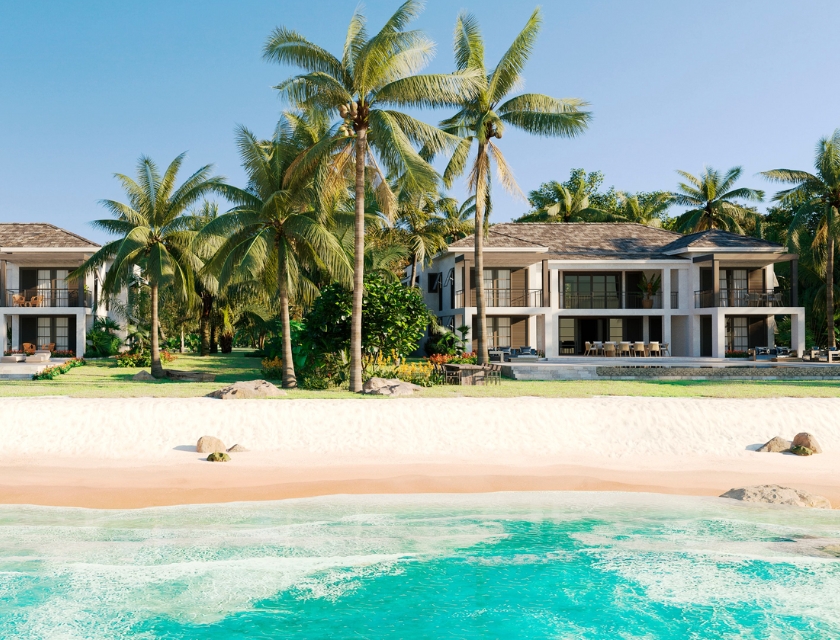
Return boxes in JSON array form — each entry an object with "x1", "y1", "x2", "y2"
[
  {"x1": 196, "y1": 436, "x2": 226, "y2": 453},
  {"x1": 132, "y1": 370, "x2": 155, "y2": 381},
  {"x1": 720, "y1": 484, "x2": 831, "y2": 509},
  {"x1": 362, "y1": 377, "x2": 422, "y2": 396},
  {"x1": 227, "y1": 444, "x2": 249, "y2": 453},
  {"x1": 792, "y1": 432, "x2": 823, "y2": 454},
  {"x1": 756, "y1": 436, "x2": 792, "y2": 453},
  {"x1": 206, "y1": 452, "x2": 230, "y2": 462},
  {"x1": 206, "y1": 380, "x2": 286, "y2": 400}
]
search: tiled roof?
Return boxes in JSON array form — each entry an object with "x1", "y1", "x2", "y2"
[
  {"x1": 448, "y1": 223, "x2": 684, "y2": 259},
  {"x1": 661, "y1": 228, "x2": 784, "y2": 252},
  {"x1": 0, "y1": 223, "x2": 99, "y2": 249}
]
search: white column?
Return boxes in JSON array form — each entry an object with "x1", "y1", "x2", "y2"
[
  {"x1": 0, "y1": 313, "x2": 6, "y2": 355},
  {"x1": 76, "y1": 311, "x2": 86, "y2": 357},
  {"x1": 682, "y1": 267, "x2": 693, "y2": 310},
  {"x1": 661, "y1": 267, "x2": 671, "y2": 310},
  {"x1": 791, "y1": 312, "x2": 805, "y2": 356},
  {"x1": 690, "y1": 315, "x2": 701, "y2": 356},
  {"x1": 712, "y1": 311, "x2": 726, "y2": 358},
  {"x1": 545, "y1": 313, "x2": 558, "y2": 357},
  {"x1": 527, "y1": 315, "x2": 538, "y2": 347},
  {"x1": 663, "y1": 313, "x2": 672, "y2": 349},
  {"x1": 767, "y1": 315, "x2": 776, "y2": 348},
  {"x1": 11, "y1": 315, "x2": 19, "y2": 352},
  {"x1": 550, "y1": 269, "x2": 560, "y2": 309},
  {"x1": 643, "y1": 316, "x2": 650, "y2": 342}
]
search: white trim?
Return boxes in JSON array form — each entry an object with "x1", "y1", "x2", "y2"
[
  {"x1": 663, "y1": 247, "x2": 785, "y2": 256},
  {"x1": 0, "y1": 247, "x2": 97, "y2": 254},
  {"x1": 444, "y1": 247, "x2": 548, "y2": 255}
]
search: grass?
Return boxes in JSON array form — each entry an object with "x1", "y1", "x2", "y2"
[{"x1": 1, "y1": 350, "x2": 839, "y2": 399}]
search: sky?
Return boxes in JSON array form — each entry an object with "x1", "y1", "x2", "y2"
[{"x1": 1, "y1": 0, "x2": 839, "y2": 245}]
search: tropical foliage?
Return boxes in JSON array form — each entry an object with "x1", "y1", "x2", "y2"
[{"x1": 669, "y1": 166, "x2": 764, "y2": 234}]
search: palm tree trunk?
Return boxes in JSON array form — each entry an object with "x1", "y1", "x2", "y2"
[
  {"x1": 828, "y1": 233, "x2": 836, "y2": 348},
  {"x1": 349, "y1": 127, "x2": 367, "y2": 392},
  {"x1": 200, "y1": 292, "x2": 212, "y2": 356},
  {"x1": 210, "y1": 321, "x2": 218, "y2": 353},
  {"x1": 474, "y1": 145, "x2": 488, "y2": 365},
  {"x1": 278, "y1": 258, "x2": 297, "y2": 389},
  {"x1": 180, "y1": 327, "x2": 185, "y2": 354},
  {"x1": 150, "y1": 282, "x2": 164, "y2": 378},
  {"x1": 410, "y1": 254, "x2": 418, "y2": 288}
]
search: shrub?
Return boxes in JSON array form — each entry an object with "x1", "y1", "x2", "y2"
[
  {"x1": 261, "y1": 357, "x2": 284, "y2": 379},
  {"x1": 725, "y1": 350, "x2": 750, "y2": 358},
  {"x1": 114, "y1": 350, "x2": 176, "y2": 368},
  {"x1": 429, "y1": 352, "x2": 477, "y2": 365},
  {"x1": 32, "y1": 358, "x2": 86, "y2": 380},
  {"x1": 51, "y1": 350, "x2": 76, "y2": 358}
]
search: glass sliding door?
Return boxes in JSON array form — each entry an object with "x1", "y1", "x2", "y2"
[
  {"x1": 563, "y1": 274, "x2": 620, "y2": 309},
  {"x1": 488, "y1": 317, "x2": 511, "y2": 348},
  {"x1": 484, "y1": 269, "x2": 511, "y2": 306},
  {"x1": 725, "y1": 316, "x2": 748, "y2": 352}
]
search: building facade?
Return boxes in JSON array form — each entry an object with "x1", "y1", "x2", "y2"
[
  {"x1": 0, "y1": 223, "x2": 123, "y2": 357},
  {"x1": 412, "y1": 223, "x2": 806, "y2": 358}
]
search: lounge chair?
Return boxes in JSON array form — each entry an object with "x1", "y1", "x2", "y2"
[
  {"x1": 11, "y1": 294, "x2": 25, "y2": 307},
  {"x1": 22, "y1": 343, "x2": 36, "y2": 355},
  {"x1": 40, "y1": 343, "x2": 56, "y2": 352},
  {"x1": 26, "y1": 295, "x2": 44, "y2": 307}
]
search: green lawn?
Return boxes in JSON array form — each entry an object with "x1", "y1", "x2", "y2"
[{"x1": 1, "y1": 350, "x2": 840, "y2": 398}]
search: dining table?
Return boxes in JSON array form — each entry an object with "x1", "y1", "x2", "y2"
[{"x1": 443, "y1": 363, "x2": 486, "y2": 386}]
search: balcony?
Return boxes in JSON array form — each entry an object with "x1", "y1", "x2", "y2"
[
  {"x1": 561, "y1": 292, "x2": 662, "y2": 310},
  {"x1": 454, "y1": 288, "x2": 543, "y2": 308},
  {"x1": 694, "y1": 289, "x2": 790, "y2": 309},
  {"x1": 5, "y1": 288, "x2": 92, "y2": 308}
]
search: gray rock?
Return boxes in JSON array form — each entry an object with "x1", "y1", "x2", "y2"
[
  {"x1": 132, "y1": 370, "x2": 155, "y2": 381},
  {"x1": 227, "y1": 444, "x2": 249, "y2": 453},
  {"x1": 720, "y1": 484, "x2": 832, "y2": 509},
  {"x1": 196, "y1": 436, "x2": 226, "y2": 454},
  {"x1": 362, "y1": 377, "x2": 422, "y2": 396},
  {"x1": 206, "y1": 379, "x2": 286, "y2": 400},
  {"x1": 206, "y1": 452, "x2": 230, "y2": 462},
  {"x1": 756, "y1": 436, "x2": 792, "y2": 453},
  {"x1": 792, "y1": 432, "x2": 823, "y2": 454}
]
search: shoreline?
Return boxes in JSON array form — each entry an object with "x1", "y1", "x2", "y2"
[{"x1": 1, "y1": 396, "x2": 837, "y2": 509}]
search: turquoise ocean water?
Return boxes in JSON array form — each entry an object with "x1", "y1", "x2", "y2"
[{"x1": 0, "y1": 492, "x2": 838, "y2": 639}]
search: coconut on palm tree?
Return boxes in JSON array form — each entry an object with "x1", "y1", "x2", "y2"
[
  {"x1": 763, "y1": 130, "x2": 840, "y2": 348},
  {"x1": 72, "y1": 154, "x2": 224, "y2": 377},
  {"x1": 438, "y1": 8, "x2": 590, "y2": 363},
  {"x1": 669, "y1": 167, "x2": 764, "y2": 234},
  {"x1": 264, "y1": 0, "x2": 480, "y2": 391},
  {"x1": 200, "y1": 118, "x2": 350, "y2": 388}
]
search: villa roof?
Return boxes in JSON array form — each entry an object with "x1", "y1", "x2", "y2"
[
  {"x1": 660, "y1": 228, "x2": 784, "y2": 253},
  {"x1": 0, "y1": 223, "x2": 99, "y2": 249},
  {"x1": 448, "y1": 223, "x2": 684, "y2": 260}
]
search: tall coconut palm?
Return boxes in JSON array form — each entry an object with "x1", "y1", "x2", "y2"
[
  {"x1": 669, "y1": 167, "x2": 764, "y2": 234},
  {"x1": 763, "y1": 130, "x2": 840, "y2": 348},
  {"x1": 436, "y1": 195, "x2": 475, "y2": 242},
  {"x1": 439, "y1": 9, "x2": 590, "y2": 363},
  {"x1": 200, "y1": 119, "x2": 350, "y2": 388},
  {"x1": 265, "y1": 0, "x2": 480, "y2": 391},
  {"x1": 72, "y1": 154, "x2": 224, "y2": 377},
  {"x1": 395, "y1": 187, "x2": 451, "y2": 286}
]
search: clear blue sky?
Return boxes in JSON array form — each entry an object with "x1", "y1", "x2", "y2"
[{"x1": 1, "y1": 0, "x2": 838, "y2": 244}]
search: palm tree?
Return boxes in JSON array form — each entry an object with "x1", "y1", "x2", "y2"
[
  {"x1": 669, "y1": 167, "x2": 764, "y2": 234},
  {"x1": 613, "y1": 192, "x2": 670, "y2": 227},
  {"x1": 265, "y1": 0, "x2": 480, "y2": 391},
  {"x1": 439, "y1": 9, "x2": 590, "y2": 363},
  {"x1": 395, "y1": 187, "x2": 451, "y2": 286},
  {"x1": 436, "y1": 195, "x2": 475, "y2": 242},
  {"x1": 515, "y1": 177, "x2": 606, "y2": 223},
  {"x1": 73, "y1": 154, "x2": 223, "y2": 377},
  {"x1": 763, "y1": 130, "x2": 840, "y2": 348},
  {"x1": 200, "y1": 119, "x2": 349, "y2": 388}
]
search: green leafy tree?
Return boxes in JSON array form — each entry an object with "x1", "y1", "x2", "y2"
[
  {"x1": 612, "y1": 191, "x2": 671, "y2": 227},
  {"x1": 669, "y1": 167, "x2": 764, "y2": 234},
  {"x1": 303, "y1": 272, "x2": 430, "y2": 361},
  {"x1": 516, "y1": 173, "x2": 608, "y2": 222},
  {"x1": 73, "y1": 154, "x2": 224, "y2": 377},
  {"x1": 200, "y1": 117, "x2": 349, "y2": 387},
  {"x1": 763, "y1": 130, "x2": 840, "y2": 348},
  {"x1": 438, "y1": 9, "x2": 590, "y2": 363},
  {"x1": 265, "y1": 0, "x2": 480, "y2": 390}
]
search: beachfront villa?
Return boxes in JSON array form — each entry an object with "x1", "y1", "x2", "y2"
[
  {"x1": 412, "y1": 223, "x2": 806, "y2": 359},
  {"x1": 0, "y1": 223, "x2": 121, "y2": 358}
]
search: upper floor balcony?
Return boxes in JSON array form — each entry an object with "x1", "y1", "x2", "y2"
[
  {"x1": 5, "y1": 287, "x2": 92, "y2": 308},
  {"x1": 561, "y1": 292, "x2": 673, "y2": 310},
  {"x1": 454, "y1": 288, "x2": 543, "y2": 308},
  {"x1": 694, "y1": 288, "x2": 790, "y2": 308}
]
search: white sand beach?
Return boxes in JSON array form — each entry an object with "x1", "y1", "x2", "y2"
[{"x1": 0, "y1": 396, "x2": 837, "y2": 508}]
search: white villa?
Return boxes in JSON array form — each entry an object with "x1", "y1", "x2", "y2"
[
  {"x1": 411, "y1": 223, "x2": 806, "y2": 358},
  {"x1": 0, "y1": 223, "x2": 122, "y2": 358}
]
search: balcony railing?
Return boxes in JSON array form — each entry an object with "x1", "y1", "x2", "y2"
[
  {"x1": 694, "y1": 289, "x2": 790, "y2": 308},
  {"x1": 454, "y1": 288, "x2": 543, "y2": 308},
  {"x1": 561, "y1": 292, "x2": 662, "y2": 309},
  {"x1": 5, "y1": 288, "x2": 92, "y2": 308}
]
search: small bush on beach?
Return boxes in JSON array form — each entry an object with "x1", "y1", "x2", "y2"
[{"x1": 32, "y1": 358, "x2": 86, "y2": 380}]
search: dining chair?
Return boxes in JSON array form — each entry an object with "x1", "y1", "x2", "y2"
[
  {"x1": 633, "y1": 342, "x2": 646, "y2": 357},
  {"x1": 618, "y1": 341, "x2": 631, "y2": 357},
  {"x1": 603, "y1": 342, "x2": 616, "y2": 357},
  {"x1": 660, "y1": 343, "x2": 670, "y2": 357},
  {"x1": 583, "y1": 341, "x2": 592, "y2": 356},
  {"x1": 648, "y1": 341, "x2": 661, "y2": 357},
  {"x1": 593, "y1": 341, "x2": 604, "y2": 356},
  {"x1": 11, "y1": 294, "x2": 25, "y2": 307}
]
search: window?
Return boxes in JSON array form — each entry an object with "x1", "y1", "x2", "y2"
[
  {"x1": 37, "y1": 317, "x2": 51, "y2": 349},
  {"x1": 726, "y1": 317, "x2": 748, "y2": 352},
  {"x1": 720, "y1": 269, "x2": 748, "y2": 307},
  {"x1": 484, "y1": 269, "x2": 511, "y2": 306},
  {"x1": 55, "y1": 318, "x2": 69, "y2": 351},
  {"x1": 488, "y1": 317, "x2": 511, "y2": 348},
  {"x1": 563, "y1": 274, "x2": 620, "y2": 308},
  {"x1": 609, "y1": 318, "x2": 623, "y2": 342}
]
